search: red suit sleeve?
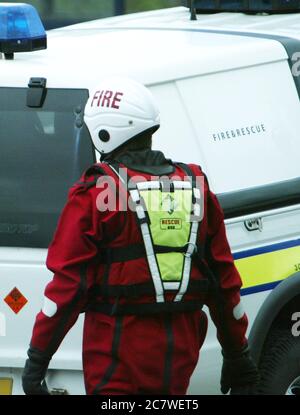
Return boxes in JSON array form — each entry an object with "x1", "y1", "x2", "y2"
[
  {"x1": 204, "y1": 188, "x2": 248, "y2": 353},
  {"x1": 29, "y1": 183, "x2": 101, "y2": 358}
]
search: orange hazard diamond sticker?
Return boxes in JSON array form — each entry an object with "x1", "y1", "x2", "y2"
[{"x1": 4, "y1": 287, "x2": 28, "y2": 314}]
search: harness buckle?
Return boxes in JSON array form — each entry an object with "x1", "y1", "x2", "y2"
[{"x1": 183, "y1": 242, "x2": 197, "y2": 258}]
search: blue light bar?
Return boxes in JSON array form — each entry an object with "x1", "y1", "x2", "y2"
[{"x1": 0, "y1": 3, "x2": 47, "y2": 59}]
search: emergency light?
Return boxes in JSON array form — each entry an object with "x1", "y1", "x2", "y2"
[
  {"x1": 184, "y1": 0, "x2": 300, "y2": 13},
  {"x1": 0, "y1": 3, "x2": 46, "y2": 60}
]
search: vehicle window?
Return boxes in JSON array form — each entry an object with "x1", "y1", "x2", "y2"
[{"x1": 0, "y1": 87, "x2": 95, "y2": 248}]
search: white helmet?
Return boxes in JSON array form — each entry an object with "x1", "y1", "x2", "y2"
[{"x1": 84, "y1": 77, "x2": 160, "y2": 155}]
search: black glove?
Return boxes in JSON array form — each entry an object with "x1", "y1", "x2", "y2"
[
  {"x1": 221, "y1": 345, "x2": 260, "y2": 395},
  {"x1": 22, "y1": 348, "x2": 51, "y2": 395}
]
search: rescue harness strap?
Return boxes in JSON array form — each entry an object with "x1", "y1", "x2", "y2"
[
  {"x1": 90, "y1": 279, "x2": 210, "y2": 299},
  {"x1": 99, "y1": 243, "x2": 189, "y2": 263},
  {"x1": 88, "y1": 299, "x2": 204, "y2": 316}
]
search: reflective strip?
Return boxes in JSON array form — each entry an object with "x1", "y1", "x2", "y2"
[
  {"x1": 233, "y1": 301, "x2": 245, "y2": 320},
  {"x1": 163, "y1": 282, "x2": 180, "y2": 290},
  {"x1": 137, "y1": 181, "x2": 160, "y2": 190},
  {"x1": 136, "y1": 181, "x2": 192, "y2": 190},
  {"x1": 173, "y1": 181, "x2": 192, "y2": 189},
  {"x1": 141, "y1": 223, "x2": 164, "y2": 303},
  {"x1": 130, "y1": 189, "x2": 140, "y2": 203},
  {"x1": 194, "y1": 204, "x2": 201, "y2": 218},
  {"x1": 193, "y1": 188, "x2": 201, "y2": 199},
  {"x1": 136, "y1": 204, "x2": 145, "y2": 219},
  {"x1": 42, "y1": 296, "x2": 57, "y2": 318},
  {"x1": 130, "y1": 188, "x2": 164, "y2": 303},
  {"x1": 174, "y1": 220, "x2": 199, "y2": 302},
  {"x1": 236, "y1": 240, "x2": 300, "y2": 296}
]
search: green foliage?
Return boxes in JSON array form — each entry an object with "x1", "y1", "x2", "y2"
[
  {"x1": 126, "y1": 0, "x2": 181, "y2": 13},
  {"x1": 2, "y1": 0, "x2": 182, "y2": 19}
]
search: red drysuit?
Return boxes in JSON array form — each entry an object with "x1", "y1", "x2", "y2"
[{"x1": 29, "y1": 158, "x2": 248, "y2": 395}]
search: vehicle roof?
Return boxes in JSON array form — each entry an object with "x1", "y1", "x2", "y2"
[
  {"x1": 66, "y1": 5, "x2": 300, "y2": 36},
  {"x1": 1, "y1": 6, "x2": 297, "y2": 89}
]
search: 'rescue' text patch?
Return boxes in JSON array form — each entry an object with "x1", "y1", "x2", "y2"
[{"x1": 160, "y1": 219, "x2": 182, "y2": 230}]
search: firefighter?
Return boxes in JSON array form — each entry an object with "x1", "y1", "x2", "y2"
[{"x1": 22, "y1": 77, "x2": 259, "y2": 395}]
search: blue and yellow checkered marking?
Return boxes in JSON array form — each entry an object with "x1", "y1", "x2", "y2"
[{"x1": 233, "y1": 239, "x2": 300, "y2": 296}]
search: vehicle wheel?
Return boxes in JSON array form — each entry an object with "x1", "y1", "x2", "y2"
[{"x1": 258, "y1": 328, "x2": 300, "y2": 395}]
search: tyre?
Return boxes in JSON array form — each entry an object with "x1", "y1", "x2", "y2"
[
  {"x1": 286, "y1": 376, "x2": 300, "y2": 395},
  {"x1": 258, "y1": 328, "x2": 300, "y2": 395}
]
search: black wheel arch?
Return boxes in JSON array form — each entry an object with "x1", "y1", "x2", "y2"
[{"x1": 248, "y1": 272, "x2": 300, "y2": 364}]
